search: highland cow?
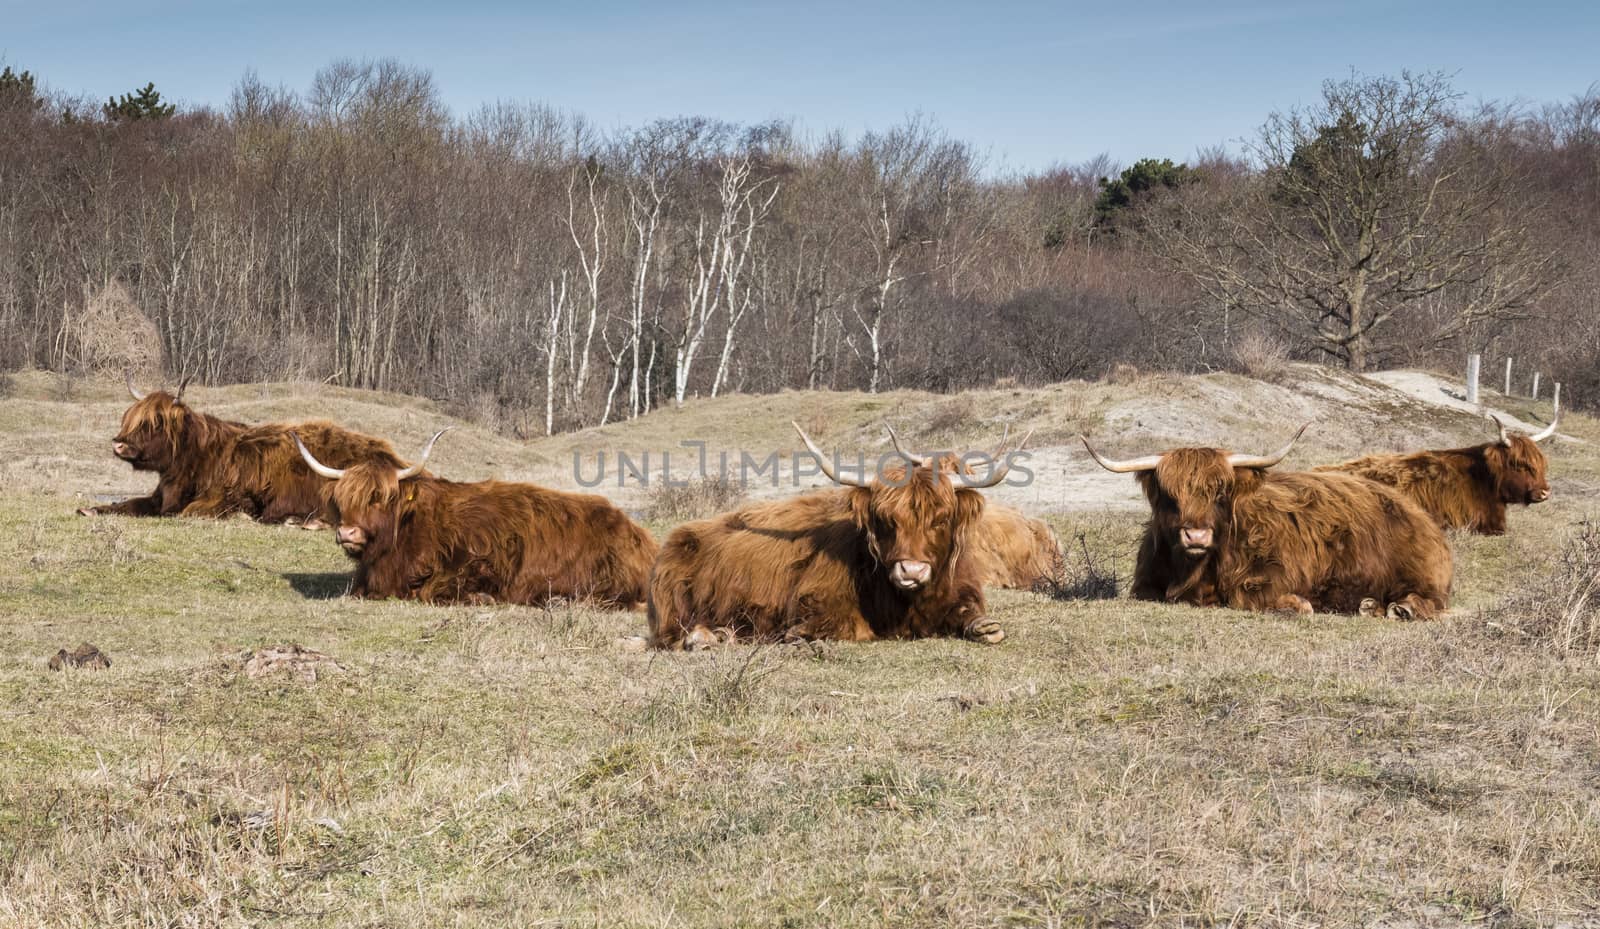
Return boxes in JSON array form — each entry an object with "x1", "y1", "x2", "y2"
[
  {"x1": 1317, "y1": 412, "x2": 1558, "y2": 535},
  {"x1": 296, "y1": 430, "x2": 657, "y2": 608},
  {"x1": 78, "y1": 372, "x2": 403, "y2": 526},
  {"x1": 647, "y1": 424, "x2": 1027, "y2": 649},
  {"x1": 1083, "y1": 426, "x2": 1452, "y2": 620}
]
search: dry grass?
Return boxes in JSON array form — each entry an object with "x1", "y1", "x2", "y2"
[
  {"x1": 642, "y1": 474, "x2": 748, "y2": 524},
  {"x1": 4, "y1": 371, "x2": 1600, "y2": 927}
]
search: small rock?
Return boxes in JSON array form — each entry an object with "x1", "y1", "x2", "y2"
[
  {"x1": 241, "y1": 644, "x2": 344, "y2": 683},
  {"x1": 48, "y1": 643, "x2": 111, "y2": 671}
]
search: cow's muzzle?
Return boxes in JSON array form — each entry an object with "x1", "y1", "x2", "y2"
[
  {"x1": 889, "y1": 560, "x2": 932, "y2": 590},
  {"x1": 1180, "y1": 526, "x2": 1213, "y2": 555},
  {"x1": 336, "y1": 526, "x2": 368, "y2": 553},
  {"x1": 1530, "y1": 488, "x2": 1551, "y2": 503},
  {"x1": 112, "y1": 440, "x2": 136, "y2": 461}
]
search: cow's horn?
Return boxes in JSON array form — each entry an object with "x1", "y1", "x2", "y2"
[
  {"x1": 1225, "y1": 422, "x2": 1310, "y2": 469},
  {"x1": 1079, "y1": 436, "x2": 1163, "y2": 473},
  {"x1": 174, "y1": 375, "x2": 192, "y2": 402},
  {"x1": 395, "y1": 428, "x2": 450, "y2": 480},
  {"x1": 959, "y1": 427, "x2": 1035, "y2": 489},
  {"x1": 884, "y1": 423, "x2": 934, "y2": 467},
  {"x1": 125, "y1": 368, "x2": 146, "y2": 401},
  {"x1": 793, "y1": 421, "x2": 868, "y2": 487},
  {"x1": 1488, "y1": 414, "x2": 1513, "y2": 446},
  {"x1": 1531, "y1": 399, "x2": 1560, "y2": 443},
  {"x1": 294, "y1": 433, "x2": 346, "y2": 480}
]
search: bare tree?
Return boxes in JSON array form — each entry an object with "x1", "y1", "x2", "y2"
[{"x1": 1142, "y1": 71, "x2": 1558, "y2": 370}]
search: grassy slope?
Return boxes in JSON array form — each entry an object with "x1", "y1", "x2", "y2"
[{"x1": 2, "y1": 368, "x2": 1599, "y2": 928}]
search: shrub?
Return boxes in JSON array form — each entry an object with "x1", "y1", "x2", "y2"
[
  {"x1": 1231, "y1": 330, "x2": 1290, "y2": 381},
  {"x1": 1032, "y1": 533, "x2": 1119, "y2": 601},
  {"x1": 1485, "y1": 521, "x2": 1600, "y2": 655},
  {"x1": 644, "y1": 475, "x2": 747, "y2": 524}
]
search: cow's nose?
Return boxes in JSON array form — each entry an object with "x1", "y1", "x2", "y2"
[
  {"x1": 112, "y1": 441, "x2": 130, "y2": 457},
  {"x1": 1180, "y1": 527, "x2": 1213, "y2": 548},
  {"x1": 891, "y1": 560, "x2": 932, "y2": 588},
  {"x1": 337, "y1": 526, "x2": 363, "y2": 546},
  {"x1": 1533, "y1": 488, "x2": 1550, "y2": 502}
]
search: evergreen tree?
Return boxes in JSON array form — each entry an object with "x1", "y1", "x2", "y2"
[{"x1": 104, "y1": 82, "x2": 176, "y2": 121}]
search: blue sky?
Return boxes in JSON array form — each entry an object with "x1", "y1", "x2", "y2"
[{"x1": 4, "y1": 0, "x2": 1597, "y2": 173}]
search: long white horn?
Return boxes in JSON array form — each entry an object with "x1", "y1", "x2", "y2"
[
  {"x1": 884, "y1": 423, "x2": 933, "y2": 467},
  {"x1": 1225, "y1": 422, "x2": 1309, "y2": 469},
  {"x1": 294, "y1": 433, "x2": 346, "y2": 480},
  {"x1": 1531, "y1": 399, "x2": 1559, "y2": 443},
  {"x1": 959, "y1": 427, "x2": 1036, "y2": 489},
  {"x1": 125, "y1": 368, "x2": 146, "y2": 401},
  {"x1": 1488, "y1": 413, "x2": 1513, "y2": 446},
  {"x1": 793, "y1": 421, "x2": 868, "y2": 487},
  {"x1": 1080, "y1": 436, "x2": 1163, "y2": 473},
  {"x1": 395, "y1": 428, "x2": 450, "y2": 481}
]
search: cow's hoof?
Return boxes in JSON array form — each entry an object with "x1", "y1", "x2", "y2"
[
  {"x1": 1274, "y1": 594, "x2": 1314, "y2": 615},
  {"x1": 615, "y1": 635, "x2": 650, "y2": 653},
  {"x1": 300, "y1": 517, "x2": 330, "y2": 531},
  {"x1": 1358, "y1": 597, "x2": 1382, "y2": 618},
  {"x1": 1386, "y1": 601, "x2": 1416, "y2": 622},
  {"x1": 684, "y1": 626, "x2": 720, "y2": 651},
  {"x1": 75, "y1": 507, "x2": 98, "y2": 517},
  {"x1": 465, "y1": 592, "x2": 497, "y2": 606},
  {"x1": 964, "y1": 617, "x2": 1005, "y2": 644}
]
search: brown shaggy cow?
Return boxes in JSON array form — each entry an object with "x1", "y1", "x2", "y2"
[
  {"x1": 971, "y1": 504, "x2": 1064, "y2": 588},
  {"x1": 647, "y1": 423, "x2": 1026, "y2": 649},
  {"x1": 1316, "y1": 412, "x2": 1558, "y2": 535},
  {"x1": 295, "y1": 430, "x2": 657, "y2": 608},
  {"x1": 1083, "y1": 426, "x2": 1452, "y2": 620},
  {"x1": 78, "y1": 373, "x2": 403, "y2": 525}
]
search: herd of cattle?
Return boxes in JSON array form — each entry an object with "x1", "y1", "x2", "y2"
[{"x1": 77, "y1": 374, "x2": 1560, "y2": 647}]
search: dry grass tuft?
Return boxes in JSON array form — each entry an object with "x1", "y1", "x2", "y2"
[
  {"x1": 1033, "y1": 533, "x2": 1120, "y2": 601},
  {"x1": 1231, "y1": 330, "x2": 1292, "y2": 382},
  {"x1": 1483, "y1": 520, "x2": 1600, "y2": 654},
  {"x1": 643, "y1": 474, "x2": 747, "y2": 523}
]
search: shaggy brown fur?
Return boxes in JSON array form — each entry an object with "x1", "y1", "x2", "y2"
[
  {"x1": 316, "y1": 461, "x2": 658, "y2": 608},
  {"x1": 1129, "y1": 448, "x2": 1452, "y2": 619},
  {"x1": 970, "y1": 504, "x2": 1065, "y2": 588},
  {"x1": 80, "y1": 391, "x2": 402, "y2": 523},
  {"x1": 648, "y1": 460, "x2": 1001, "y2": 649},
  {"x1": 1318, "y1": 434, "x2": 1551, "y2": 535}
]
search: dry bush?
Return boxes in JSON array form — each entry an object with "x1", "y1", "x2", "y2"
[
  {"x1": 923, "y1": 396, "x2": 976, "y2": 435},
  {"x1": 1105, "y1": 362, "x2": 1141, "y2": 385},
  {"x1": 1032, "y1": 533, "x2": 1119, "y2": 601},
  {"x1": 70, "y1": 280, "x2": 162, "y2": 377},
  {"x1": 643, "y1": 475, "x2": 747, "y2": 523},
  {"x1": 1231, "y1": 330, "x2": 1290, "y2": 381},
  {"x1": 1484, "y1": 521, "x2": 1600, "y2": 654}
]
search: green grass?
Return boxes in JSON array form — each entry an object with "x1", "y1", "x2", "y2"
[{"x1": 4, "y1": 369, "x2": 1600, "y2": 927}]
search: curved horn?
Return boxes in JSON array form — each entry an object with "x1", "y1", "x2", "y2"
[
  {"x1": 293, "y1": 432, "x2": 346, "y2": 480},
  {"x1": 395, "y1": 428, "x2": 450, "y2": 481},
  {"x1": 124, "y1": 368, "x2": 146, "y2": 401},
  {"x1": 1225, "y1": 422, "x2": 1310, "y2": 469},
  {"x1": 1531, "y1": 399, "x2": 1560, "y2": 443},
  {"x1": 174, "y1": 375, "x2": 192, "y2": 402},
  {"x1": 1079, "y1": 435, "x2": 1163, "y2": 473},
  {"x1": 959, "y1": 427, "x2": 1036, "y2": 489},
  {"x1": 883, "y1": 423, "x2": 933, "y2": 467},
  {"x1": 1488, "y1": 413, "x2": 1513, "y2": 446},
  {"x1": 792, "y1": 421, "x2": 868, "y2": 487}
]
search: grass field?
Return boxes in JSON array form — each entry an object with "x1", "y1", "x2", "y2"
[{"x1": 3, "y1": 368, "x2": 1599, "y2": 928}]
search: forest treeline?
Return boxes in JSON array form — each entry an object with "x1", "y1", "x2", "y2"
[{"x1": 1, "y1": 62, "x2": 1596, "y2": 432}]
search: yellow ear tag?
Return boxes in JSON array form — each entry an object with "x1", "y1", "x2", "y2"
[{"x1": 406, "y1": 488, "x2": 415, "y2": 503}]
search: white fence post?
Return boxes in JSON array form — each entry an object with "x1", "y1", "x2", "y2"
[
  {"x1": 1532, "y1": 373, "x2": 1541, "y2": 401},
  {"x1": 1504, "y1": 357, "x2": 1513, "y2": 395},
  {"x1": 1466, "y1": 354, "x2": 1481, "y2": 405}
]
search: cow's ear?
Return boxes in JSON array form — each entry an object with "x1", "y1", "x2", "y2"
[
  {"x1": 847, "y1": 486, "x2": 874, "y2": 532},
  {"x1": 952, "y1": 487, "x2": 985, "y2": 532},
  {"x1": 1231, "y1": 467, "x2": 1267, "y2": 497}
]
